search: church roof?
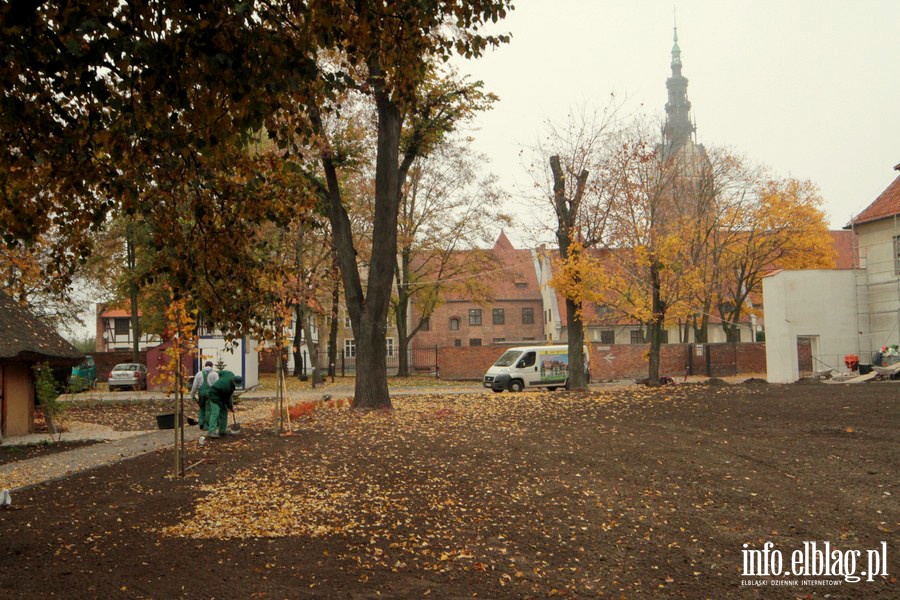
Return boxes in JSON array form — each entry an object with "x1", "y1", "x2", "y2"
[{"x1": 850, "y1": 163, "x2": 900, "y2": 226}]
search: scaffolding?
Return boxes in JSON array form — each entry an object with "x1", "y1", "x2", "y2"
[{"x1": 852, "y1": 213, "x2": 900, "y2": 362}]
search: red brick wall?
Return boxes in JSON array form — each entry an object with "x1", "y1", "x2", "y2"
[
  {"x1": 704, "y1": 343, "x2": 768, "y2": 377},
  {"x1": 438, "y1": 345, "x2": 510, "y2": 380},
  {"x1": 588, "y1": 344, "x2": 693, "y2": 380},
  {"x1": 437, "y1": 342, "x2": 769, "y2": 381},
  {"x1": 735, "y1": 342, "x2": 768, "y2": 374}
]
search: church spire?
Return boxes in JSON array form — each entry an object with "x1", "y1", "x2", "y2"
[{"x1": 663, "y1": 20, "x2": 695, "y2": 151}]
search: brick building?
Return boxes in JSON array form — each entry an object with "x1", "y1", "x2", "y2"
[
  {"x1": 95, "y1": 304, "x2": 161, "y2": 352},
  {"x1": 410, "y1": 232, "x2": 544, "y2": 349}
]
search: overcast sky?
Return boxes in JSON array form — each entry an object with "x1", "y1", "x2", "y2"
[{"x1": 452, "y1": 0, "x2": 900, "y2": 246}]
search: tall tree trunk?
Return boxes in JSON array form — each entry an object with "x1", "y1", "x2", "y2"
[
  {"x1": 558, "y1": 235, "x2": 586, "y2": 390},
  {"x1": 565, "y1": 297, "x2": 587, "y2": 388},
  {"x1": 693, "y1": 308, "x2": 710, "y2": 344},
  {"x1": 126, "y1": 221, "x2": 140, "y2": 364},
  {"x1": 647, "y1": 261, "x2": 663, "y2": 385},
  {"x1": 322, "y1": 91, "x2": 401, "y2": 410},
  {"x1": 550, "y1": 155, "x2": 589, "y2": 391},
  {"x1": 394, "y1": 248, "x2": 411, "y2": 377},
  {"x1": 301, "y1": 307, "x2": 323, "y2": 386},
  {"x1": 328, "y1": 276, "x2": 339, "y2": 377},
  {"x1": 395, "y1": 304, "x2": 409, "y2": 377},
  {"x1": 292, "y1": 307, "x2": 305, "y2": 378}
]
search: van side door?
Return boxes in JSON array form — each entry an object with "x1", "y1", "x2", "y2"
[{"x1": 515, "y1": 351, "x2": 538, "y2": 385}]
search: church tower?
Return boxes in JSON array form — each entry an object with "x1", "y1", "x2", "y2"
[
  {"x1": 657, "y1": 21, "x2": 709, "y2": 224},
  {"x1": 663, "y1": 24, "x2": 696, "y2": 155}
]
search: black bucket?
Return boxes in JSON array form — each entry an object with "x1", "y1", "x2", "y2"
[{"x1": 156, "y1": 413, "x2": 177, "y2": 429}]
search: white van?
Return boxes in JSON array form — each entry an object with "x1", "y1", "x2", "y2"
[{"x1": 483, "y1": 345, "x2": 590, "y2": 393}]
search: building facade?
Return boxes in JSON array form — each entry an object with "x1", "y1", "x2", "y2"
[
  {"x1": 410, "y1": 232, "x2": 545, "y2": 350},
  {"x1": 850, "y1": 163, "x2": 900, "y2": 359},
  {"x1": 94, "y1": 304, "x2": 161, "y2": 353},
  {"x1": 764, "y1": 163, "x2": 900, "y2": 382}
]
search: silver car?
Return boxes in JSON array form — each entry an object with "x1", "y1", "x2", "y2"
[{"x1": 108, "y1": 363, "x2": 148, "y2": 391}]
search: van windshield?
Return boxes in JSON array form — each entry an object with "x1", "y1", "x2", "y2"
[{"x1": 493, "y1": 350, "x2": 522, "y2": 367}]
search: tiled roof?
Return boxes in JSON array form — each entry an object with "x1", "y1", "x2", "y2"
[
  {"x1": 98, "y1": 303, "x2": 143, "y2": 318},
  {"x1": 0, "y1": 292, "x2": 83, "y2": 363},
  {"x1": 493, "y1": 230, "x2": 515, "y2": 252},
  {"x1": 850, "y1": 164, "x2": 900, "y2": 226},
  {"x1": 420, "y1": 233, "x2": 542, "y2": 303}
]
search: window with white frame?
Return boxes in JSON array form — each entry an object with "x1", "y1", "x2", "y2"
[
  {"x1": 386, "y1": 337, "x2": 395, "y2": 357},
  {"x1": 344, "y1": 311, "x2": 352, "y2": 328},
  {"x1": 344, "y1": 339, "x2": 356, "y2": 358}
]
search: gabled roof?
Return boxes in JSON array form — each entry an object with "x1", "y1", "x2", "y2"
[
  {"x1": 493, "y1": 230, "x2": 515, "y2": 252},
  {"x1": 849, "y1": 163, "x2": 900, "y2": 226},
  {"x1": 0, "y1": 293, "x2": 83, "y2": 364},
  {"x1": 97, "y1": 303, "x2": 142, "y2": 318},
  {"x1": 416, "y1": 233, "x2": 542, "y2": 303}
]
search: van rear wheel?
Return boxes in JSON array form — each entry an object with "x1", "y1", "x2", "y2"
[{"x1": 508, "y1": 380, "x2": 524, "y2": 393}]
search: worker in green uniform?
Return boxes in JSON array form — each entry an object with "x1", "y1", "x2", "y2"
[
  {"x1": 190, "y1": 361, "x2": 218, "y2": 430},
  {"x1": 206, "y1": 370, "x2": 243, "y2": 438}
]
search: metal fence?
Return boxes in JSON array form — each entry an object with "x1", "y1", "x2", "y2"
[{"x1": 293, "y1": 346, "x2": 439, "y2": 378}]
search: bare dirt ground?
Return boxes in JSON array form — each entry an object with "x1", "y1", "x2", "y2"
[{"x1": 1, "y1": 381, "x2": 896, "y2": 598}]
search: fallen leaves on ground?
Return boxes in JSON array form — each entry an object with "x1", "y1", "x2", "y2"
[{"x1": 159, "y1": 386, "x2": 772, "y2": 595}]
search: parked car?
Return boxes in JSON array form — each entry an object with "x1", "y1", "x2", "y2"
[
  {"x1": 70, "y1": 356, "x2": 97, "y2": 392},
  {"x1": 108, "y1": 363, "x2": 148, "y2": 391}
]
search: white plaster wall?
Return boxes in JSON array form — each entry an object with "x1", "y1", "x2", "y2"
[
  {"x1": 534, "y1": 251, "x2": 561, "y2": 342},
  {"x1": 197, "y1": 337, "x2": 259, "y2": 389},
  {"x1": 763, "y1": 270, "x2": 861, "y2": 383},
  {"x1": 854, "y1": 219, "x2": 900, "y2": 355}
]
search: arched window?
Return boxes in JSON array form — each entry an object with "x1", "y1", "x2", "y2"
[{"x1": 450, "y1": 317, "x2": 460, "y2": 331}]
